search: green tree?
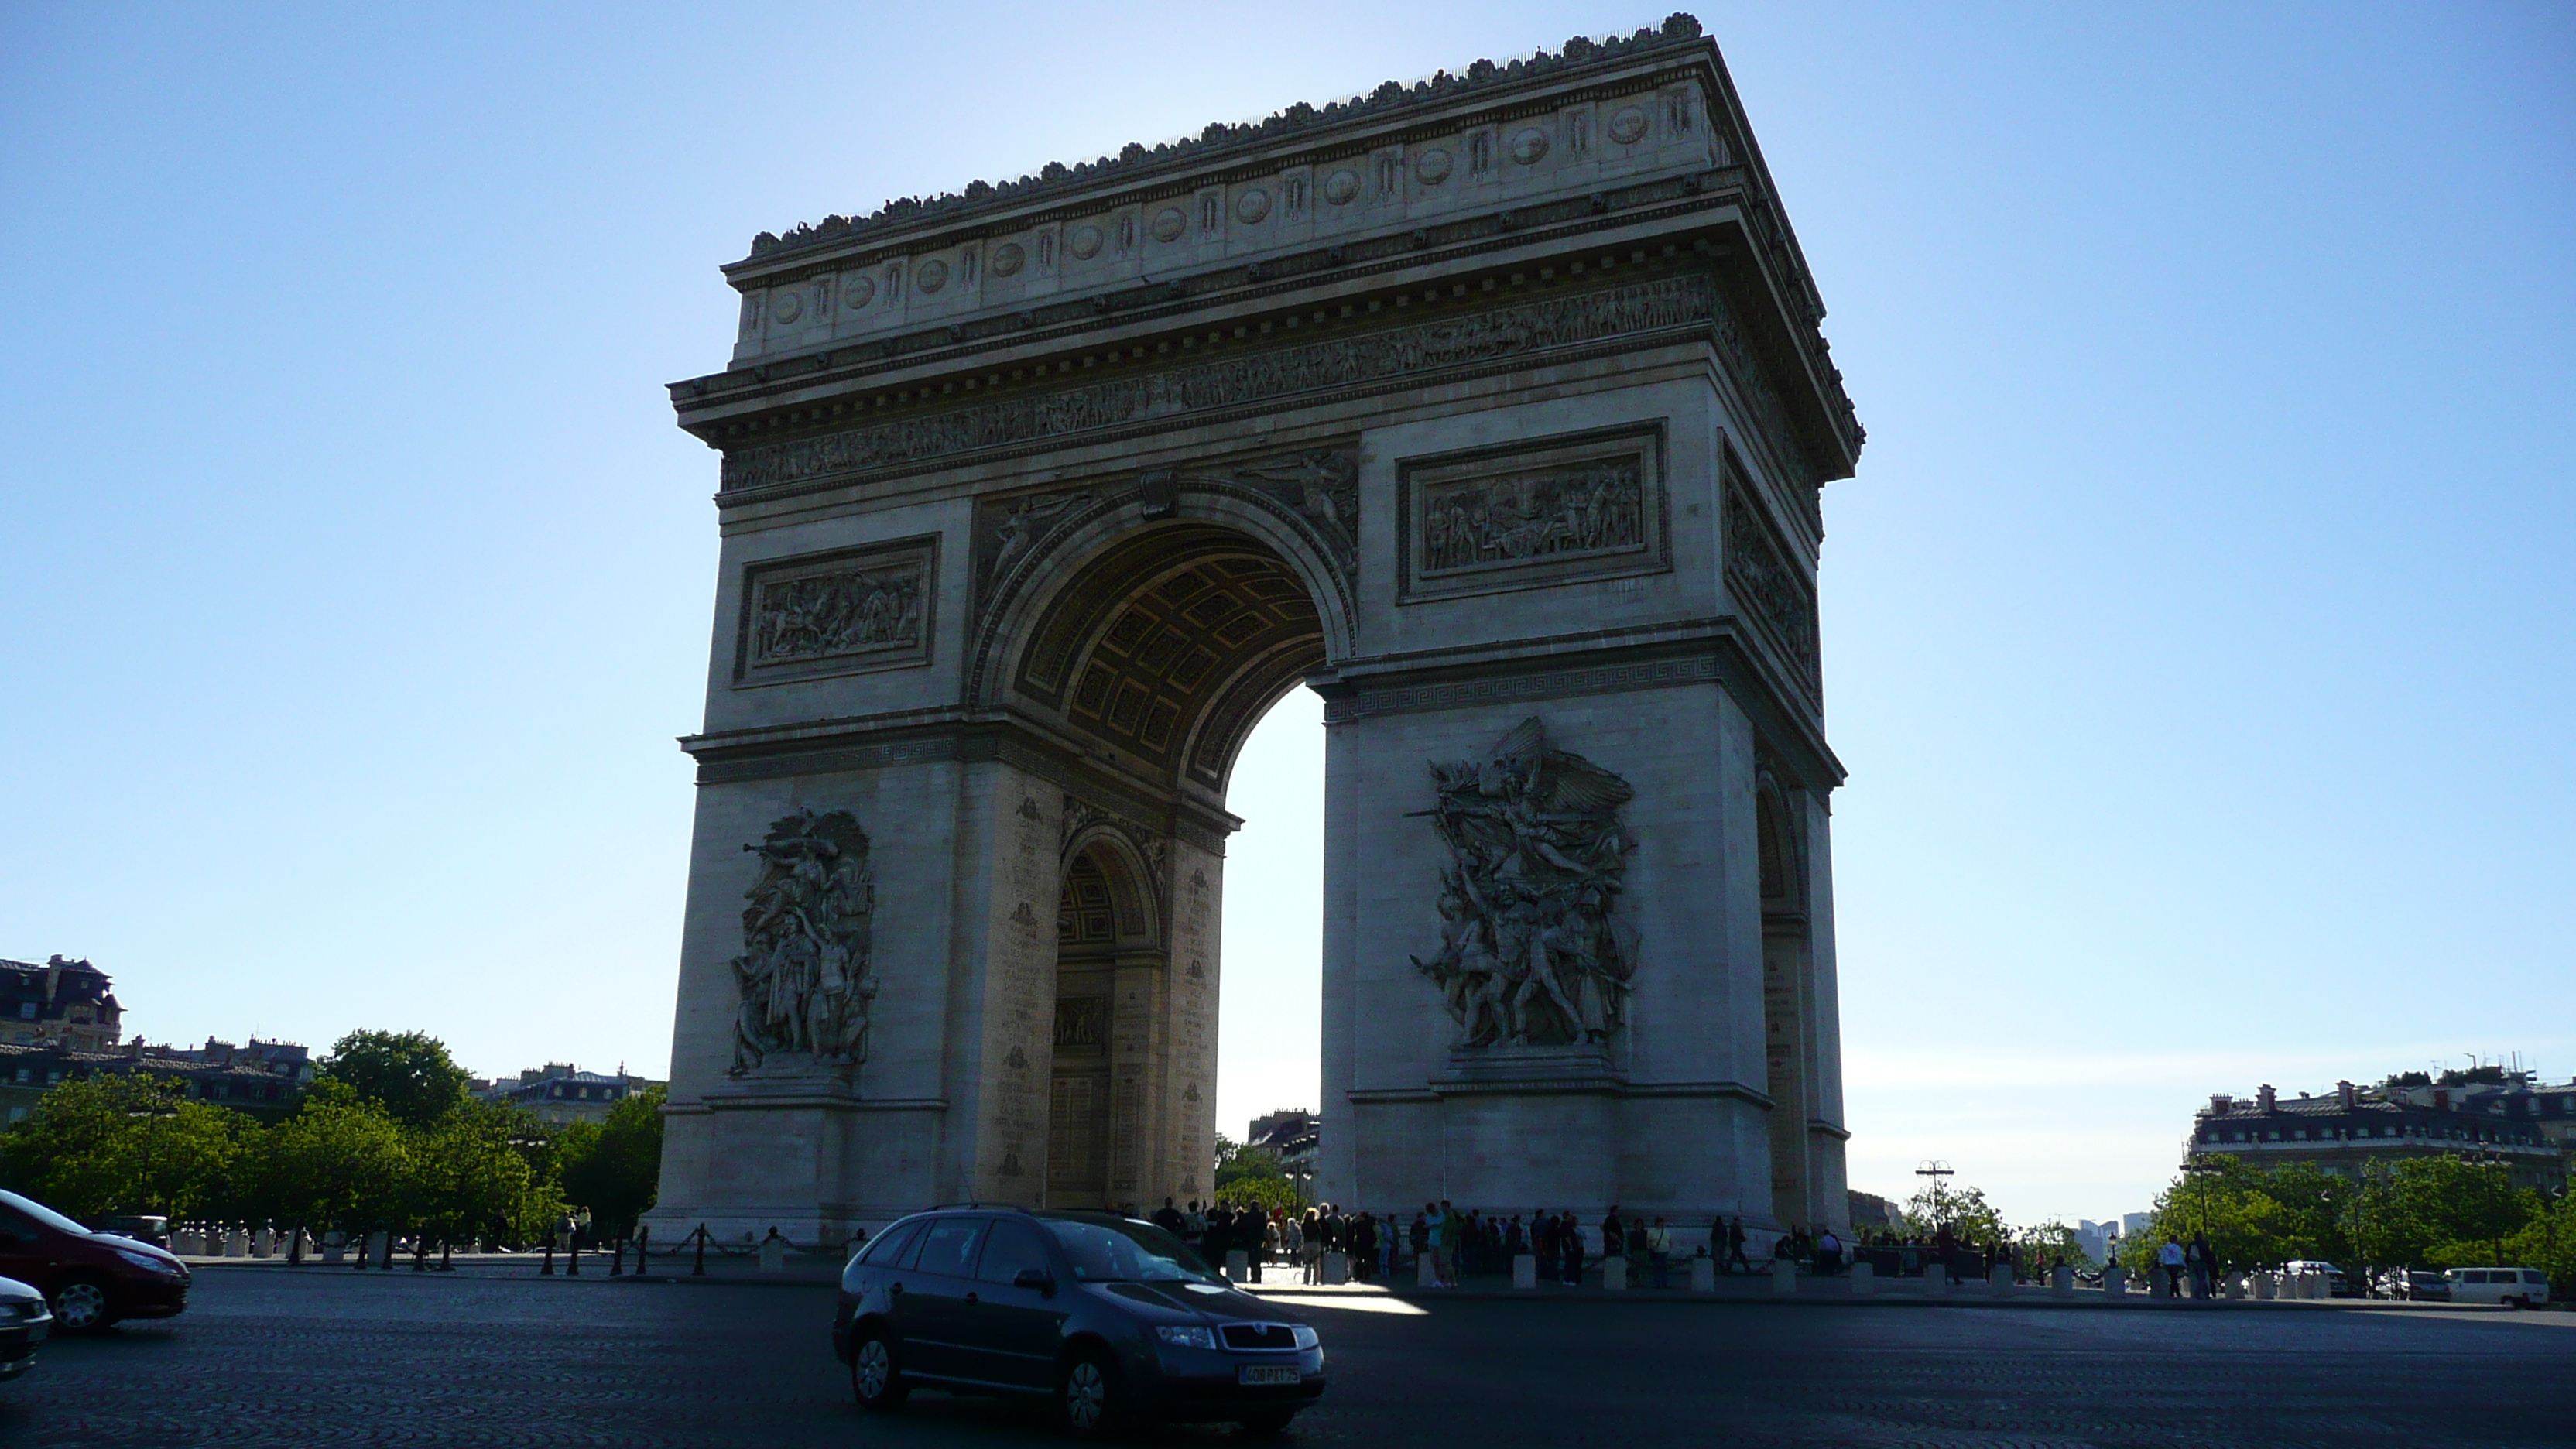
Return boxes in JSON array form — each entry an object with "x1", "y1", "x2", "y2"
[
  {"x1": 1899, "y1": 1181, "x2": 2008, "y2": 1244},
  {"x1": 251, "y1": 1081, "x2": 411, "y2": 1235},
  {"x1": 557, "y1": 1085, "x2": 665, "y2": 1239},
  {"x1": 1211, "y1": 1133, "x2": 1309, "y2": 1214},
  {"x1": 2392, "y1": 1156, "x2": 2530, "y2": 1267},
  {"x1": 316, "y1": 1029, "x2": 471, "y2": 1129},
  {"x1": 0, "y1": 1073, "x2": 245, "y2": 1221},
  {"x1": 409, "y1": 1100, "x2": 560, "y2": 1249}
]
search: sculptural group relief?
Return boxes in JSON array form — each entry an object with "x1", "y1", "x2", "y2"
[
  {"x1": 1413, "y1": 717, "x2": 1639, "y2": 1050},
  {"x1": 735, "y1": 539, "x2": 935, "y2": 683},
  {"x1": 1721, "y1": 468, "x2": 1819, "y2": 696},
  {"x1": 728, "y1": 808, "x2": 879, "y2": 1076},
  {"x1": 1400, "y1": 424, "x2": 1666, "y2": 601}
]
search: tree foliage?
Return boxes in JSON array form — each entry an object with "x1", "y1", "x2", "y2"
[
  {"x1": 1899, "y1": 1181, "x2": 2009, "y2": 1244},
  {"x1": 1211, "y1": 1133, "x2": 1308, "y2": 1214},
  {"x1": 557, "y1": 1085, "x2": 664, "y2": 1237},
  {"x1": 0, "y1": 1073, "x2": 243, "y2": 1221},
  {"x1": 2125, "y1": 1153, "x2": 2570, "y2": 1290},
  {"x1": 317, "y1": 1030, "x2": 473, "y2": 1129}
]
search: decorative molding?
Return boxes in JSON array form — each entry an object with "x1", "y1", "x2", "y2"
[
  {"x1": 1412, "y1": 716, "x2": 1639, "y2": 1050},
  {"x1": 740, "y1": 16, "x2": 1711, "y2": 262},
  {"x1": 1322, "y1": 653, "x2": 1718, "y2": 723},
  {"x1": 718, "y1": 276, "x2": 1717, "y2": 497},
  {"x1": 1722, "y1": 466, "x2": 1818, "y2": 702},
  {"x1": 1397, "y1": 422, "x2": 1668, "y2": 602},
  {"x1": 732, "y1": 536, "x2": 937, "y2": 687}
]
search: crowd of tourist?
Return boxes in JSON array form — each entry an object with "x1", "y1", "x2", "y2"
[{"x1": 1139, "y1": 1197, "x2": 1811, "y2": 1287}]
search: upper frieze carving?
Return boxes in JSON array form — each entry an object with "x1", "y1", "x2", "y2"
[
  {"x1": 722, "y1": 275, "x2": 1714, "y2": 498},
  {"x1": 744, "y1": 15, "x2": 1708, "y2": 264}
]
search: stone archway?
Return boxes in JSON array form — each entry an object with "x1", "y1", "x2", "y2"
[{"x1": 646, "y1": 24, "x2": 1865, "y2": 1245}]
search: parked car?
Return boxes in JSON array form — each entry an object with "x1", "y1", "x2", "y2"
[
  {"x1": 91, "y1": 1215, "x2": 172, "y2": 1250},
  {"x1": 2446, "y1": 1267, "x2": 2552, "y2": 1309},
  {"x1": 2281, "y1": 1259, "x2": 2362, "y2": 1298},
  {"x1": 834, "y1": 1208, "x2": 1324, "y2": 1437},
  {"x1": 0, "y1": 1190, "x2": 190, "y2": 1332},
  {"x1": 0, "y1": 1275, "x2": 50, "y2": 1380}
]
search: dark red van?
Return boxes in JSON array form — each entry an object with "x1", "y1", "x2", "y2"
[{"x1": 0, "y1": 1189, "x2": 190, "y2": 1332}]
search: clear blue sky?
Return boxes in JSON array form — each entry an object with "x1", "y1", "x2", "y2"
[{"x1": 4, "y1": 3, "x2": 2568, "y2": 1227}]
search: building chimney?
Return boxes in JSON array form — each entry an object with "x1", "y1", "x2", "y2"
[
  {"x1": 2434, "y1": 1088, "x2": 2449, "y2": 1112},
  {"x1": 2256, "y1": 1084, "x2": 2276, "y2": 1112},
  {"x1": 2337, "y1": 1080, "x2": 2356, "y2": 1110},
  {"x1": 2210, "y1": 1094, "x2": 2233, "y2": 1115}
]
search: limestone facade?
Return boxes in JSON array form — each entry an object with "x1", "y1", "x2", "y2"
[{"x1": 646, "y1": 16, "x2": 1862, "y2": 1245}]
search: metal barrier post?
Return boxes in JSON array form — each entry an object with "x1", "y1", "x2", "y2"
[
  {"x1": 541, "y1": 1242, "x2": 555, "y2": 1276},
  {"x1": 693, "y1": 1225, "x2": 707, "y2": 1276}
]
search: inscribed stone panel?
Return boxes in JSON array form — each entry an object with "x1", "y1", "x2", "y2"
[
  {"x1": 732, "y1": 536, "x2": 937, "y2": 686},
  {"x1": 1397, "y1": 423, "x2": 1669, "y2": 601}
]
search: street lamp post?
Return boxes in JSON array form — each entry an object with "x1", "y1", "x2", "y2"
[{"x1": 1914, "y1": 1160, "x2": 1954, "y2": 1232}]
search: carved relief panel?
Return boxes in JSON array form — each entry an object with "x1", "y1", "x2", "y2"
[
  {"x1": 731, "y1": 536, "x2": 937, "y2": 686},
  {"x1": 1721, "y1": 461, "x2": 1819, "y2": 702},
  {"x1": 1397, "y1": 423, "x2": 1669, "y2": 601}
]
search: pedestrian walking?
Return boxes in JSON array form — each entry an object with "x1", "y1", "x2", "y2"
[{"x1": 2158, "y1": 1238, "x2": 2186, "y2": 1299}]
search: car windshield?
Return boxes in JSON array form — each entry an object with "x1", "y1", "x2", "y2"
[
  {"x1": 1042, "y1": 1217, "x2": 1221, "y2": 1284},
  {"x1": 0, "y1": 1188, "x2": 94, "y2": 1236}
]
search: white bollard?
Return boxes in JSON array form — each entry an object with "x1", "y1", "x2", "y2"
[
  {"x1": 1990, "y1": 1264, "x2": 2015, "y2": 1293},
  {"x1": 1228, "y1": 1249, "x2": 1251, "y2": 1283},
  {"x1": 2105, "y1": 1266, "x2": 2126, "y2": 1298},
  {"x1": 324, "y1": 1231, "x2": 346, "y2": 1264},
  {"x1": 1321, "y1": 1252, "x2": 1348, "y2": 1285},
  {"x1": 1851, "y1": 1261, "x2": 1874, "y2": 1296},
  {"x1": 1603, "y1": 1255, "x2": 1628, "y2": 1291},
  {"x1": 757, "y1": 1235, "x2": 787, "y2": 1273},
  {"x1": 2052, "y1": 1265, "x2": 2075, "y2": 1298},
  {"x1": 254, "y1": 1227, "x2": 276, "y2": 1259},
  {"x1": 1923, "y1": 1262, "x2": 1947, "y2": 1294},
  {"x1": 1513, "y1": 1253, "x2": 1539, "y2": 1290},
  {"x1": 1771, "y1": 1258, "x2": 1798, "y2": 1295},
  {"x1": 1416, "y1": 1253, "x2": 1437, "y2": 1287},
  {"x1": 1690, "y1": 1255, "x2": 1717, "y2": 1293},
  {"x1": 224, "y1": 1228, "x2": 248, "y2": 1258}
]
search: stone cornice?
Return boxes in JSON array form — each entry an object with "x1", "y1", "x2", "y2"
[{"x1": 729, "y1": 16, "x2": 1716, "y2": 270}]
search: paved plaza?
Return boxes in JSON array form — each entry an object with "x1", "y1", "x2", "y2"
[{"x1": 2, "y1": 1266, "x2": 2571, "y2": 1447}]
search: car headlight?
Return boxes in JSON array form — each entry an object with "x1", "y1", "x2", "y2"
[
  {"x1": 1290, "y1": 1324, "x2": 1320, "y2": 1350},
  {"x1": 1154, "y1": 1324, "x2": 1219, "y2": 1351},
  {"x1": 112, "y1": 1246, "x2": 182, "y2": 1276}
]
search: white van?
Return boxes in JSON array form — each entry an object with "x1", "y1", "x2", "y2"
[{"x1": 2444, "y1": 1267, "x2": 2552, "y2": 1308}]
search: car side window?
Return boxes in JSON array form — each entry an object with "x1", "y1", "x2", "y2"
[
  {"x1": 859, "y1": 1221, "x2": 924, "y2": 1269},
  {"x1": 976, "y1": 1221, "x2": 1053, "y2": 1284},
  {"x1": 912, "y1": 1218, "x2": 988, "y2": 1278}
]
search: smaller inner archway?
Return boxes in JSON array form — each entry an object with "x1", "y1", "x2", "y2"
[{"x1": 1046, "y1": 840, "x2": 1159, "y2": 1210}]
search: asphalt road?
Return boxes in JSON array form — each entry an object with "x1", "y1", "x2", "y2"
[{"x1": 2, "y1": 1266, "x2": 2571, "y2": 1447}]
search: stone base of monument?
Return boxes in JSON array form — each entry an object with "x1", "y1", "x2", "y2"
[
  {"x1": 1850, "y1": 1262, "x2": 1873, "y2": 1295},
  {"x1": 1770, "y1": 1259, "x2": 1797, "y2": 1294},
  {"x1": 1514, "y1": 1254, "x2": 1540, "y2": 1290},
  {"x1": 1322, "y1": 1252, "x2": 1348, "y2": 1286},
  {"x1": 1689, "y1": 1256, "x2": 1716, "y2": 1293}
]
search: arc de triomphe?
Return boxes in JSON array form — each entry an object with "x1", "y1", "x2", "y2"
[{"x1": 646, "y1": 15, "x2": 1863, "y2": 1246}]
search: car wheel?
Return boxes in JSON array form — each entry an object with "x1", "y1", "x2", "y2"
[
  {"x1": 50, "y1": 1278, "x2": 112, "y2": 1334},
  {"x1": 1238, "y1": 1407, "x2": 1300, "y2": 1437},
  {"x1": 1058, "y1": 1348, "x2": 1123, "y2": 1437},
  {"x1": 848, "y1": 1330, "x2": 909, "y2": 1411}
]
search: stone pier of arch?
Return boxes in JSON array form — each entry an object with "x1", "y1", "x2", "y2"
[{"x1": 642, "y1": 18, "x2": 1864, "y2": 1248}]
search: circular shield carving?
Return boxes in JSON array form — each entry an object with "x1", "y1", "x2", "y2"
[
  {"x1": 1068, "y1": 224, "x2": 1104, "y2": 260},
  {"x1": 916, "y1": 259, "x2": 948, "y2": 294},
  {"x1": 1415, "y1": 148, "x2": 1453, "y2": 185},
  {"x1": 771, "y1": 289, "x2": 803, "y2": 324},
  {"x1": 1235, "y1": 187, "x2": 1271, "y2": 224},
  {"x1": 1150, "y1": 207, "x2": 1186, "y2": 243},
  {"x1": 1509, "y1": 127, "x2": 1550, "y2": 166},
  {"x1": 841, "y1": 273, "x2": 875, "y2": 310},
  {"x1": 990, "y1": 242, "x2": 1026, "y2": 278},
  {"x1": 1609, "y1": 106, "x2": 1649, "y2": 145},
  {"x1": 1321, "y1": 169, "x2": 1361, "y2": 205}
]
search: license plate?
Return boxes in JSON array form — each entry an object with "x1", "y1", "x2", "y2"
[{"x1": 1238, "y1": 1365, "x2": 1300, "y2": 1386}]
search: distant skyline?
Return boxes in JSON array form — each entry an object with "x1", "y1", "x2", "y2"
[{"x1": 3, "y1": 2, "x2": 2569, "y2": 1228}]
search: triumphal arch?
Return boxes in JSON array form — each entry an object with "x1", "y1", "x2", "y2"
[{"x1": 646, "y1": 15, "x2": 1865, "y2": 1245}]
